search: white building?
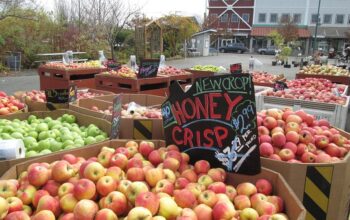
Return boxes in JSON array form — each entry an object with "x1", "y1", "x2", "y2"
[{"x1": 251, "y1": 0, "x2": 350, "y2": 54}]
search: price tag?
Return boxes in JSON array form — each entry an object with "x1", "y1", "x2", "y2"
[
  {"x1": 162, "y1": 74, "x2": 260, "y2": 174},
  {"x1": 138, "y1": 59, "x2": 160, "y2": 78},
  {"x1": 230, "y1": 63, "x2": 242, "y2": 74},
  {"x1": 45, "y1": 84, "x2": 77, "y2": 104},
  {"x1": 110, "y1": 95, "x2": 122, "y2": 139}
]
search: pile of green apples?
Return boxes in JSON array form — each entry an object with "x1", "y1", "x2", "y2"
[
  {"x1": 191, "y1": 65, "x2": 221, "y2": 72},
  {"x1": 0, "y1": 114, "x2": 108, "y2": 158}
]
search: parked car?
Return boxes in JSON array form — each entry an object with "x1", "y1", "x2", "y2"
[
  {"x1": 219, "y1": 43, "x2": 248, "y2": 53},
  {"x1": 258, "y1": 46, "x2": 280, "y2": 55}
]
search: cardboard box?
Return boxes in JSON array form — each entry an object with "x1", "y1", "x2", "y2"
[
  {"x1": 19, "y1": 88, "x2": 115, "y2": 112},
  {"x1": 1, "y1": 140, "x2": 306, "y2": 220},
  {"x1": 0, "y1": 109, "x2": 111, "y2": 177},
  {"x1": 70, "y1": 94, "x2": 166, "y2": 140},
  {"x1": 261, "y1": 129, "x2": 350, "y2": 220}
]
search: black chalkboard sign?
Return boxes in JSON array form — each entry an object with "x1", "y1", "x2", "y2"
[
  {"x1": 138, "y1": 59, "x2": 160, "y2": 78},
  {"x1": 273, "y1": 81, "x2": 288, "y2": 92},
  {"x1": 162, "y1": 74, "x2": 260, "y2": 174},
  {"x1": 110, "y1": 94, "x2": 122, "y2": 139},
  {"x1": 45, "y1": 85, "x2": 77, "y2": 104},
  {"x1": 230, "y1": 63, "x2": 242, "y2": 74}
]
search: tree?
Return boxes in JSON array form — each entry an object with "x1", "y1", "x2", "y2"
[
  {"x1": 278, "y1": 18, "x2": 299, "y2": 44},
  {"x1": 268, "y1": 31, "x2": 284, "y2": 50},
  {"x1": 0, "y1": 0, "x2": 37, "y2": 21},
  {"x1": 159, "y1": 15, "x2": 200, "y2": 57}
]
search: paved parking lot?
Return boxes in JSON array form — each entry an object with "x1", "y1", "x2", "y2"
[{"x1": 1, "y1": 53, "x2": 314, "y2": 95}]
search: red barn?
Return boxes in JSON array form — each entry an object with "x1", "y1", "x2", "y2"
[{"x1": 207, "y1": 0, "x2": 254, "y2": 50}]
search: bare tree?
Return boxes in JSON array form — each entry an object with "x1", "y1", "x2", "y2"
[
  {"x1": 0, "y1": 0, "x2": 37, "y2": 21},
  {"x1": 278, "y1": 18, "x2": 299, "y2": 44}
]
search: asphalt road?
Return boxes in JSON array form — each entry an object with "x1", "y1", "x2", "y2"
[{"x1": 0, "y1": 53, "x2": 310, "y2": 94}]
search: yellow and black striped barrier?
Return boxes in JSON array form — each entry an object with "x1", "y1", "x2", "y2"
[
  {"x1": 133, "y1": 120, "x2": 153, "y2": 139},
  {"x1": 303, "y1": 166, "x2": 333, "y2": 220}
]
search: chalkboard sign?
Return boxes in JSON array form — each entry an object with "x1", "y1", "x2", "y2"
[
  {"x1": 230, "y1": 63, "x2": 242, "y2": 74},
  {"x1": 45, "y1": 85, "x2": 77, "y2": 104},
  {"x1": 138, "y1": 59, "x2": 160, "y2": 78},
  {"x1": 162, "y1": 74, "x2": 261, "y2": 174},
  {"x1": 273, "y1": 81, "x2": 288, "y2": 92},
  {"x1": 110, "y1": 94, "x2": 122, "y2": 139}
]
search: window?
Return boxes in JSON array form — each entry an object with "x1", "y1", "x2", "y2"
[
  {"x1": 311, "y1": 14, "x2": 319, "y2": 23},
  {"x1": 323, "y1": 14, "x2": 332, "y2": 24},
  {"x1": 270, "y1": 13, "x2": 278, "y2": 23},
  {"x1": 336, "y1": 14, "x2": 344, "y2": 24},
  {"x1": 281, "y1": 14, "x2": 290, "y2": 22},
  {"x1": 220, "y1": 14, "x2": 228, "y2": 22},
  {"x1": 242, "y1": 13, "x2": 250, "y2": 23},
  {"x1": 258, "y1": 13, "x2": 266, "y2": 23},
  {"x1": 293, "y1": 14, "x2": 301, "y2": 24},
  {"x1": 348, "y1": 15, "x2": 350, "y2": 24},
  {"x1": 232, "y1": 14, "x2": 239, "y2": 23}
]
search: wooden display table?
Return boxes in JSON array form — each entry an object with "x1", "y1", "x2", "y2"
[
  {"x1": 95, "y1": 74, "x2": 170, "y2": 96},
  {"x1": 38, "y1": 66, "x2": 107, "y2": 90}
]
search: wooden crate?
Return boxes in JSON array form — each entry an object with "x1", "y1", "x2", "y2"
[
  {"x1": 38, "y1": 66, "x2": 107, "y2": 90},
  {"x1": 185, "y1": 69, "x2": 216, "y2": 79},
  {"x1": 95, "y1": 74, "x2": 170, "y2": 96}
]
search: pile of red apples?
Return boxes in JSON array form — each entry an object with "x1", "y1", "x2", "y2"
[
  {"x1": 286, "y1": 78, "x2": 346, "y2": 94},
  {"x1": 251, "y1": 72, "x2": 282, "y2": 84},
  {"x1": 0, "y1": 91, "x2": 26, "y2": 115},
  {"x1": 158, "y1": 66, "x2": 191, "y2": 76},
  {"x1": 0, "y1": 141, "x2": 289, "y2": 220},
  {"x1": 258, "y1": 108, "x2": 350, "y2": 163},
  {"x1": 91, "y1": 103, "x2": 162, "y2": 119},
  {"x1": 21, "y1": 90, "x2": 106, "y2": 103},
  {"x1": 102, "y1": 66, "x2": 137, "y2": 78},
  {"x1": 262, "y1": 82, "x2": 347, "y2": 105}
]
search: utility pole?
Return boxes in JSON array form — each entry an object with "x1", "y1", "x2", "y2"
[{"x1": 313, "y1": 0, "x2": 322, "y2": 53}]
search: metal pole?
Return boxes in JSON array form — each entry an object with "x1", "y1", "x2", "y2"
[{"x1": 313, "y1": 0, "x2": 321, "y2": 53}]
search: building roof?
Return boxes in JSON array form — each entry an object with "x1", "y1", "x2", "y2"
[
  {"x1": 251, "y1": 27, "x2": 311, "y2": 38},
  {"x1": 192, "y1": 29, "x2": 217, "y2": 37},
  {"x1": 308, "y1": 27, "x2": 350, "y2": 39}
]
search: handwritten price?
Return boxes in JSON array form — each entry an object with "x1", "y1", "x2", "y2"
[{"x1": 232, "y1": 103, "x2": 255, "y2": 134}]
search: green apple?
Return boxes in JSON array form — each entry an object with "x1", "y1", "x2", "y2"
[
  {"x1": 37, "y1": 139, "x2": 51, "y2": 151},
  {"x1": 40, "y1": 149, "x2": 52, "y2": 155},
  {"x1": 84, "y1": 136, "x2": 96, "y2": 145},
  {"x1": 27, "y1": 115, "x2": 37, "y2": 123},
  {"x1": 87, "y1": 125, "x2": 100, "y2": 137},
  {"x1": 50, "y1": 140, "x2": 63, "y2": 152},
  {"x1": 63, "y1": 140, "x2": 75, "y2": 148},
  {"x1": 48, "y1": 120, "x2": 60, "y2": 129},
  {"x1": 61, "y1": 132, "x2": 74, "y2": 141},
  {"x1": 95, "y1": 135, "x2": 106, "y2": 142},
  {"x1": 64, "y1": 145, "x2": 75, "y2": 150},
  {"x1": 1, "y1": 133, "x2": 13, "y2": 140},
  {"x1": 38, "y1": 131, "x2": 50, "y2": 141},
  {"x1": 36, "y1": 123, "x2": 49, "y2": 132},
  {"x1": 27, "y1": 131, "x2": 38, "y2": 139},
  {"x1": 26, "y1": 151, "x2": 38, "y2": 158},
  {"x1": 44, "y1": 117, "x2": 53, "y2": 123},
  {"x1": 11, "y1": 132, "x2": 24, "y2": 139},
  {"x1": 62, "y1": 114, "x2": 76, "y2": 124},
  {"x1": 23, "y1": 136, "x2": 37, "y2": 147}
]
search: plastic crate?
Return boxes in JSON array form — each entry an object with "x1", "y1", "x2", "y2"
[
  {"x1": 256, "y1": 91, "x2": 349, "y2": 129},
  {"x1": 38, "y1": 66, "x2": 107, "y2": 90},
  {"x1": 95, "y1": 74, "x2": 170, "y2": 96}
]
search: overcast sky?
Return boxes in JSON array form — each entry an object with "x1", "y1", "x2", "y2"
[{"x1": 42, "y1": 0, "x2": 207, "y2": 19}]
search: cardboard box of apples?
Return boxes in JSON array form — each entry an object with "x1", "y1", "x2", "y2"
[
  {"x1": 0, "y1": 140, "x2": 305, "y2": 219},
  {"x1": 15, "y1": 89, "x2": 114, "y2": 112},
  {"x1": 0, "y1": 109, "x2": 111, "y2": 177},
  {"x1": 70, "y1": 94, "x2": 166, "y2": 140},
  {"x1": 257, "y1": 108, "x2": 350, "y2": 220},
  {"x1": 0, "y1": 91, "x2": 28, "y2": 116}
]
